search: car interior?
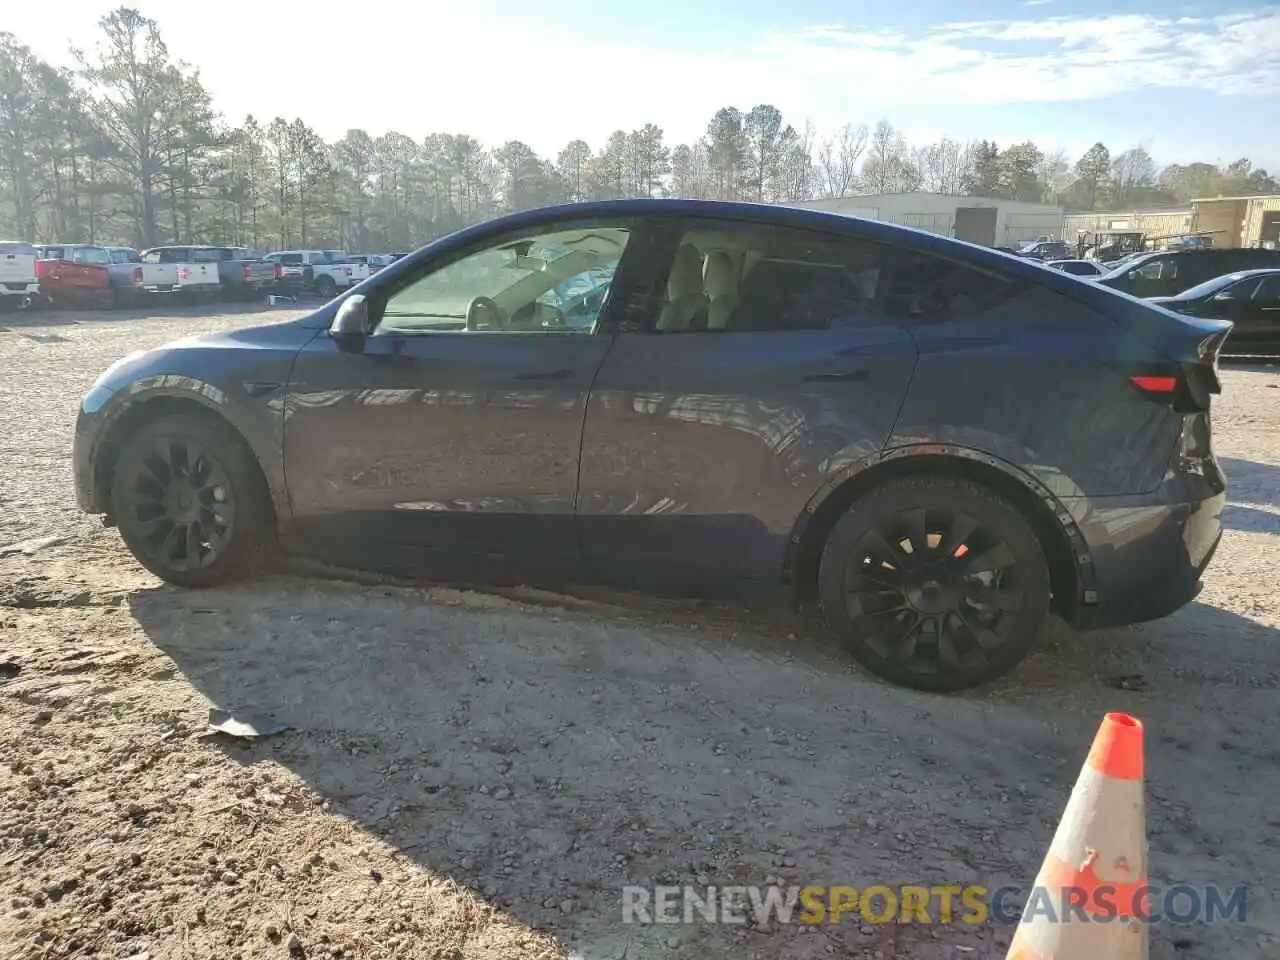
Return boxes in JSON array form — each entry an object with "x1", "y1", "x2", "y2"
[{"x1": 654, "y1": 229, "x2": 882, "y2": 333}]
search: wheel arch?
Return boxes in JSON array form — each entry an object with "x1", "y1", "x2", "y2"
[
  {"x1": 92, "y1": 389, "x2": 283, "y2": 530},
  {"x1": 785, "y1": 446, "x2": 1094, "y2": 621}
]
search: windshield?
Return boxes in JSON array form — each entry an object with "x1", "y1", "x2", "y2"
[
  {"x1": 1172, "y1": 273, "x2": 1252, "y2": 301},
  {"x1": 1098, "y1": 253, "x2": 1157, "y2": 281}
]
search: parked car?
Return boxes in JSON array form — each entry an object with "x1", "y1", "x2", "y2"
[
  {"x1": 347, "y1": 253, "x2": 392, "y2": 274},
  {"x1": 72, "y1": 198, "x2": 1230, "y2": 693},
  {"x1": 1015, "y1": 240, "x2": 1071, "y2": 262},
  {"x1": 1147, "y1": 269, "x2": 1280, "y2": 356},
  {"x1": 200, "y1": 246, "x2": 280, "y2": 301},
  {"x1": 33, "y1": 244, "x2": 115, "y2": 308},
  {"x1": 138, "y1": 246, "x2": 224, "y2": 299},
  {"x1": 263, "y1": 250, "x2": 371, "y2": 298},
  {"x1": 1097, "y1": 247, "x2": 1280, "y2": 298},
  {"x1": 0, "y1": 241, "x2": 40, "y2": 311},
  {"x1": 104, "y1": 246, "x2": 146, "y2": 306},
  {"x1": 1044, "y1": 259, "x2": 1105, "y2": 279},
  {"x1": 389, "y1": 252, "x2": 412, "y2": 263}
]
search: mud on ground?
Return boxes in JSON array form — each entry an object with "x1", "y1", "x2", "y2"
[{"x1": 1, "y1": 306, "x2": 1278, "y2": 959}]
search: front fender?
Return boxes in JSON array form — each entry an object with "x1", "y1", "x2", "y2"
[{"x1": 76, "y1": 374, "x2": 288, "y2": 522}]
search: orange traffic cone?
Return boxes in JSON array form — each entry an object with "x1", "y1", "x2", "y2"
[{"x1": 1006, "y1": 712, "x2": 1149, "y2": 959}]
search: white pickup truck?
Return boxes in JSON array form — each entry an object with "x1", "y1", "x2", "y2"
[
  {"x1": 137, "y1": 246, "x2": 223, "y2": 298},
  {"x1": 264, "y1": 250, "x2": 370, "y2": 298},
  {"x1": 0, "y1": 241, "x2": 40, "y2": 311}
]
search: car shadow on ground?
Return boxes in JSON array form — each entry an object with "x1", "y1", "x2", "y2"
[
  {"x1": 1221, "y1": 456, "x2": 1280, "y2": 497},
  {"x1": 1220, "y1": 457, "x2": 1280, "y2": 534},
  {"x1": 127, "y1": 571, "x2": 1280, "y2": 959}
]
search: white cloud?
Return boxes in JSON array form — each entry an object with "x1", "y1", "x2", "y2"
[
  {"x1": 4, "y1": 2, "x2": 1277, "y2": 158},
  {"x1": 754, "y1": 10, "x2": 1280, "y2": 106}
]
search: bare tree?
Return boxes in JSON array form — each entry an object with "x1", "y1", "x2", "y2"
[
  {"x1": 1035, "y1": 146, "x2": 1072, "y2": 204},
  {"x1": 861, "y1": 119, "x2": 917, "y2": 194},
  {"x1": 817, "y1": 122, "x2": 867, "y2": 198},
  {"x1": 917, "y1": 137, "x2": 970, "y2": 194},
  {"x1": 1110, "y1": 145, "x2": 1157, "y2": 207}
]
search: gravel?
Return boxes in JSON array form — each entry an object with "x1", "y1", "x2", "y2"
[{"x1": 1, "y1": 305, "x2": 1278, "y2": 959}]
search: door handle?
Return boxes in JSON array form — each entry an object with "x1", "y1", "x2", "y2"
[
  {"x1": 803, "y1": 369, "x2": 870, "y2": 383},
  {"x1": 516, "y1": 369, "x2": 571, "y2": 380}
]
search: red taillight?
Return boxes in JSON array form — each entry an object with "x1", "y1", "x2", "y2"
[
  {"x1": 243, "y1": 263, "x2": 252, "y2": 281},
  {"x1": 344, "y1": 266, "x2": 352, "y2": 276},
  {"x1": 133, "y1": 267, "x2": 142, "y2": 283},
  {"x1": 178, "y1": 267, "x2": 189, "y2": 281},
  {"x1": 274, "y1": 264, "x2": 283, "y2": 279},
  {"x1": 1130, "y1": 375, "x2": 1178, "y2": 393}
]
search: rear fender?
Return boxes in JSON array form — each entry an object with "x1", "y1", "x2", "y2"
[{"x1": 786, "y1": 442, "x2": 1098, "y2": 614}]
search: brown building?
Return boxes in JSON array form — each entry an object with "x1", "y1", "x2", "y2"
[
  {"x1": 1063, "y1": 195, "x2": 1280, "y2": 250},
  {"x1": 1190, "y1": 195, "x2": 1280, "y2": 249}
]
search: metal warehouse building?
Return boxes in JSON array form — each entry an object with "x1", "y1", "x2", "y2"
[
  {"x1": 1062, "y1": 195, "x2": 1280, "y2": 249},
  {"x1": 1188, "y1": 195, "x2": 1280, "y2": 248},
  {"x1": 791, "y1": 193, "x2": 1065, "y2": 247},
  {"x1": 1062, "y1": 206, "x2": 1193, "y2": 243}
]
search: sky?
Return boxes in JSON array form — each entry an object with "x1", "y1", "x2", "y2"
[{"x1": 3, "y1": 0, "x2": 1278, "y2": 170}]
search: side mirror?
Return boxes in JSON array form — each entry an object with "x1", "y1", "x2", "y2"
[{"x1": 330, "y1": 294, "x2": 372, "y2": 341}]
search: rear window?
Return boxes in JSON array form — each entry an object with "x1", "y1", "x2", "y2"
[
  {"x1": 70, "y1": 247, "x2": 110, "y2": 265},
  {"x1": 275, "y1": 253, "x2": 304, "y2": 265},
  {"x1": 188, "y1": 248, "x2": 223, "y2": 263},
  {"x1": 885, "y1": 250, "x2": 1018, "y2": 320},
  {"x1": 142, "y1": 248, "x2": 189, "y2": 264},
  {"x1": 0, "y1": 242, "x2": 37, "y2": 257},
  {"x1": 109, "y1": 248, "x2": 140, "y2": 264}
]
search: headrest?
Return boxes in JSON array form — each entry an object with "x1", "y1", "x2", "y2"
[
  {"x1": 667, "y1": 244, "x2": 704, "y2": 299},
  {"x1": 703, "y1": 251, "x2": 738, "y2": 300}
]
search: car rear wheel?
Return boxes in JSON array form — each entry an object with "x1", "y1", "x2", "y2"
[
  {"x1": 817, "y1": 475, "x2": 1050, "y2": 693},
  {"x1": 314, "y1": 275, "x2": 337, "y2": 298},
  {"x1": 109, "y1": 413, "x2": 272, "y2": 587}
]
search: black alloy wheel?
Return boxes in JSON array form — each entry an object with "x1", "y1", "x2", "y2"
[
  {"x1": 110, "y1": 413, "x2": 270, "y2": 586},
  {"x1": 818, "y1": 475, "x2": 1050, "y2": 692}
]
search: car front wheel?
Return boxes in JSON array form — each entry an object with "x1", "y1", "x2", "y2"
[
  {"x1": 109, "y1": 412, "x2": 272, "y2": 587},
  {"x1": 818, "y1": 475, "x2": 1051, "y2": 693}
]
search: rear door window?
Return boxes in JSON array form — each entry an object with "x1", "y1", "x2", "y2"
[
  {"x1": 885, "y1": 249, "x2": 1018, "y2": 320},
  {"x1": 651, "y1": 220, "x2": 890, "y2": 333}
]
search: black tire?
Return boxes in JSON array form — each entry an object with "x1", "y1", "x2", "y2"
[
  {"x1": 314, "y1": 275, "x2": 337, "y2": 298},
  {"x1": 109, "y1": 413, "x2": 273, "y2": 587},
  {"x1": 817, "y1": 474, "x2": 1050, "y2": 693}
]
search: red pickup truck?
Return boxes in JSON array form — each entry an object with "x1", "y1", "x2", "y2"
[{"x1": 34, "y1": 244, "x2": 119, "y2": 308}]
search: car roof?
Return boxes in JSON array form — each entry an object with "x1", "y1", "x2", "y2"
[{"x1": 1212, "y1": 268, "x2": 1280, "y2": 279}]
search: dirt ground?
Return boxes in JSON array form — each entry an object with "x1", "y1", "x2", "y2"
[{"x1": 1, "y1": 304, "x2": 1278, "y2": 960}]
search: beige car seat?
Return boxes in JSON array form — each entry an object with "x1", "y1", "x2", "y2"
[
  {"x1": 656, "y1": 243, "x2": 707, "y2": 331},
  {"x1": 703, "y1": 250, "x2": 740, "y2": 330}
]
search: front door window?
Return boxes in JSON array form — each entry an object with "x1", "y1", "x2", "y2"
[{"x1": 378, "y1": 226, "x2": 630, "y2": 336}]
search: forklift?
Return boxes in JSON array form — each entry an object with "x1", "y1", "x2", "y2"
[{"x1": 1076, "y1": 229, "x2": 1224, "y2": 263}]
